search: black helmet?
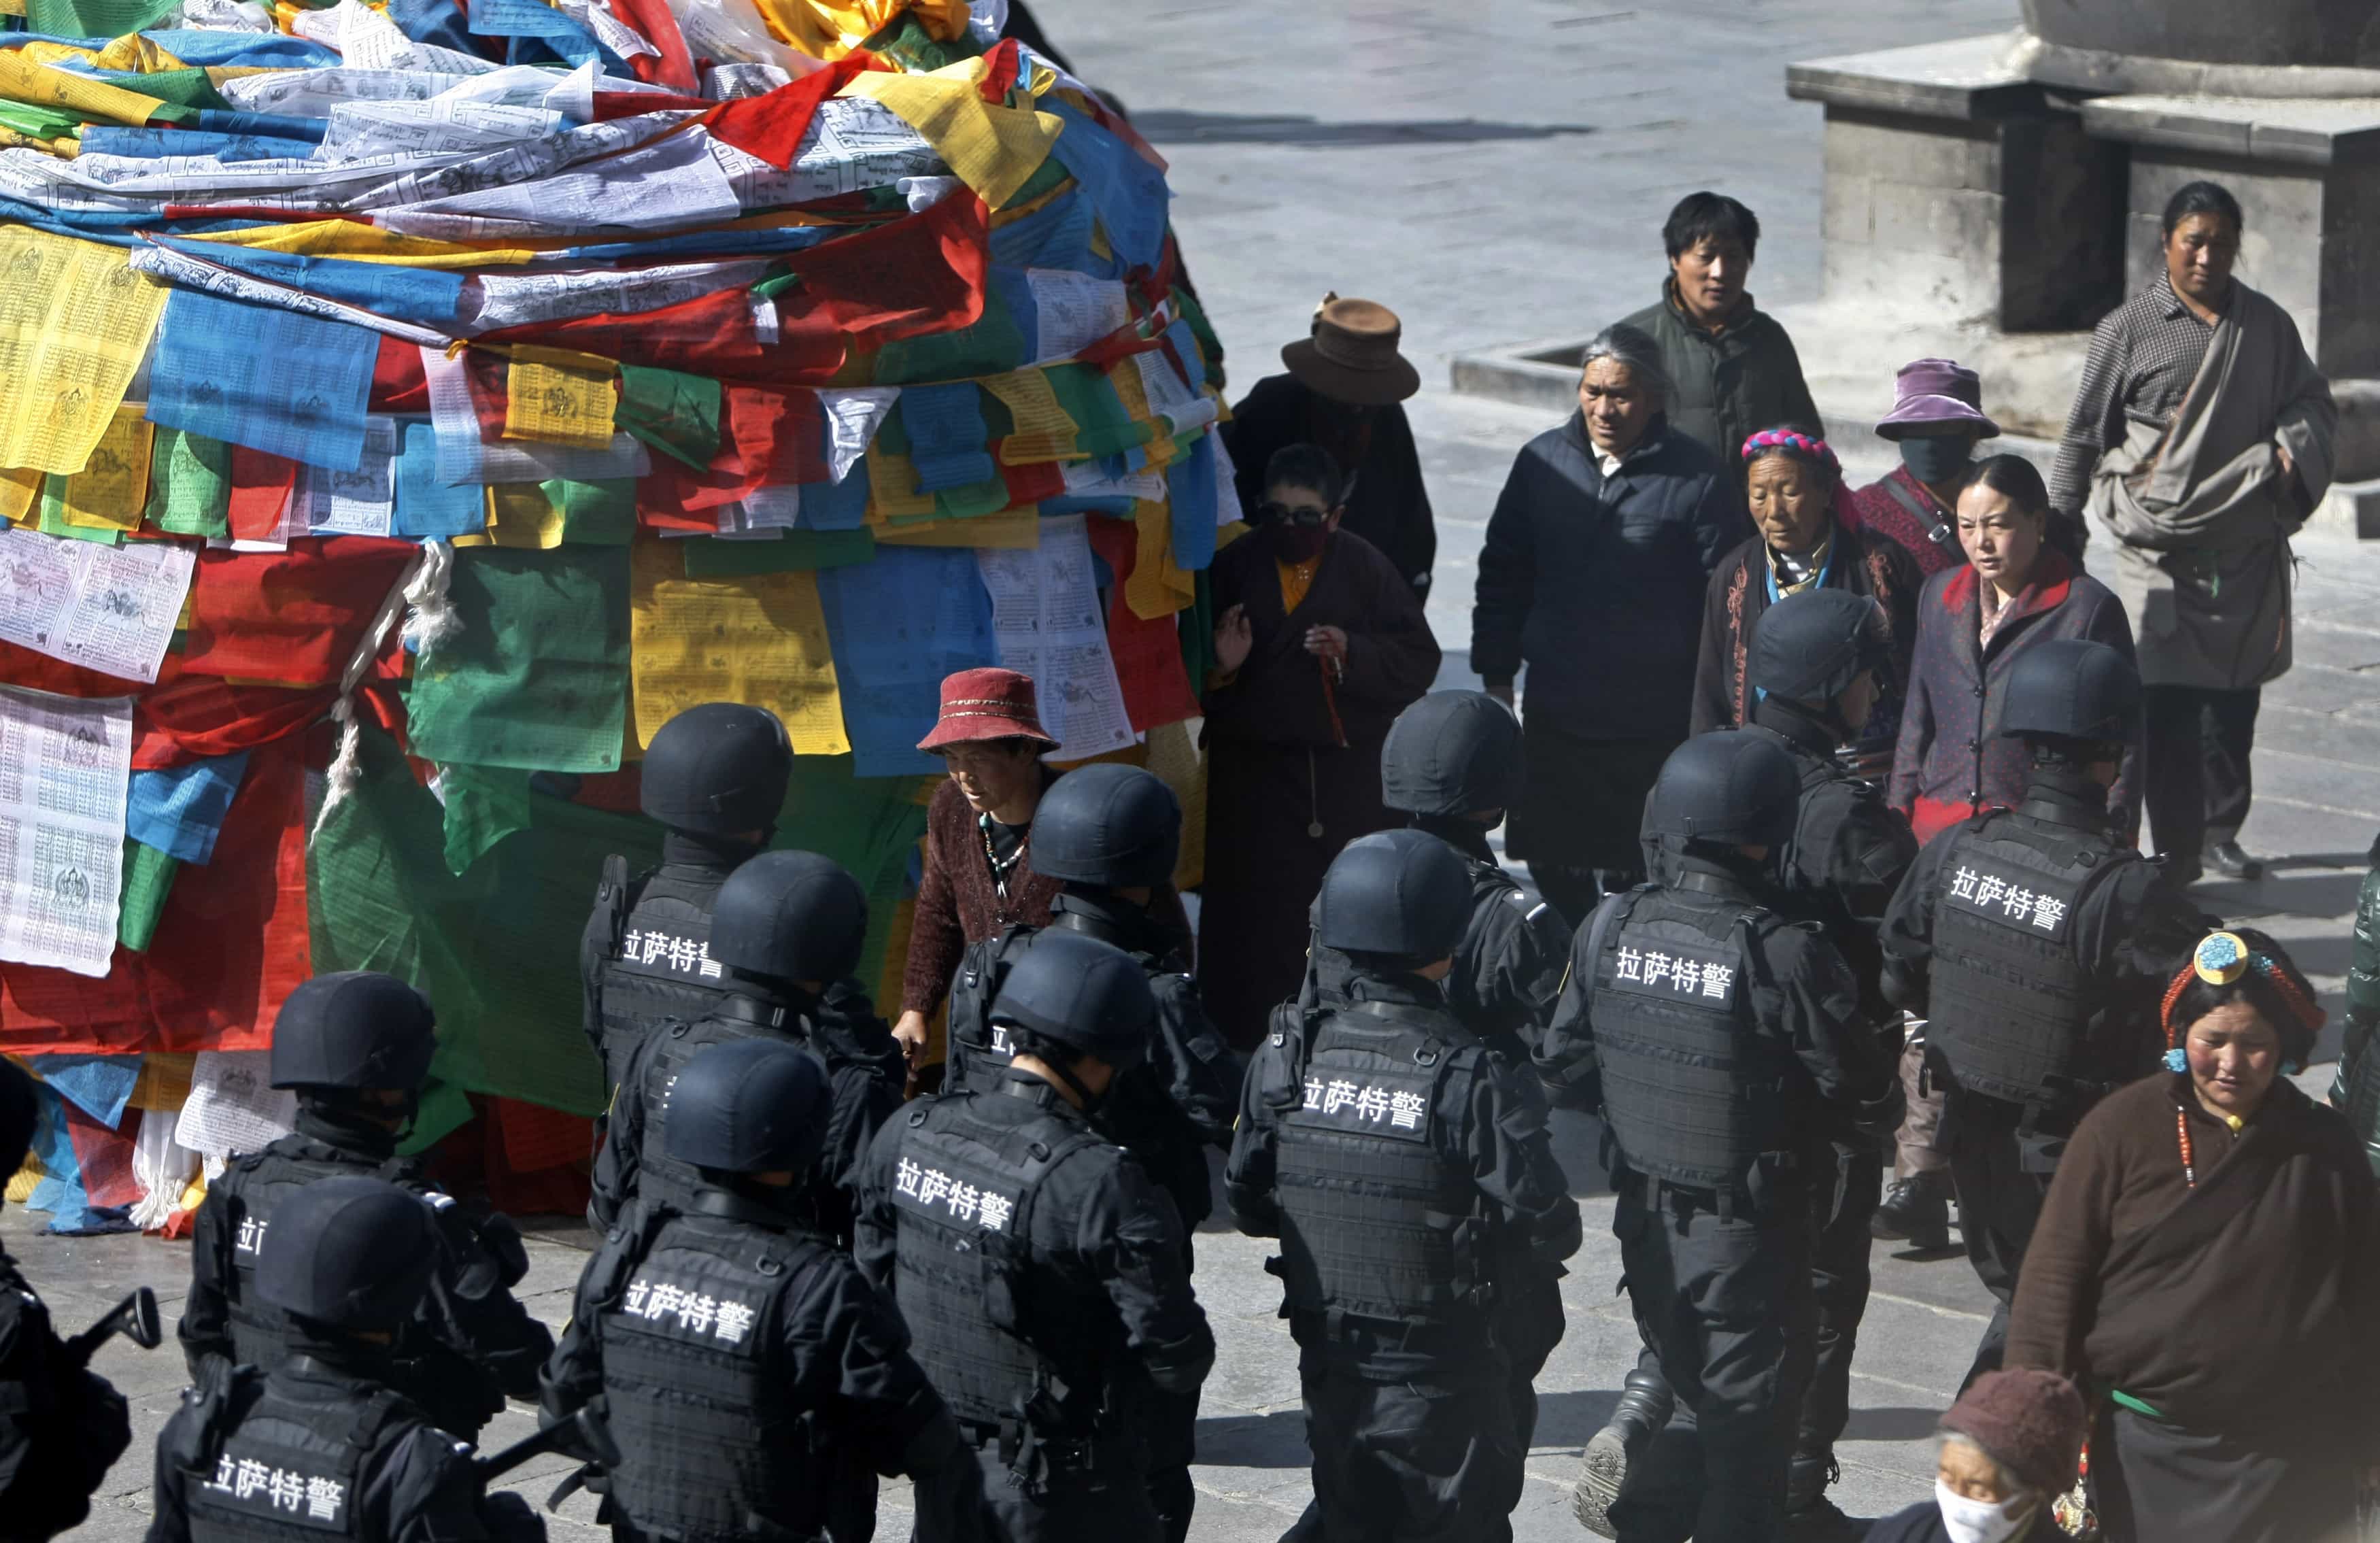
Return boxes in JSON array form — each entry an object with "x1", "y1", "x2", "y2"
[
  {"x1": 1748, "y1": 590, "x2": 1888, "y2": 707},
  {"x1": 1312, "y1": 829, "x2": 1470, "y2": 961},
  {"x1": 1029, "y1": 764, "x2": 1182, "y2": 889},
  {"x1": 710, "y1": 851, "x2": 870, "y2": 984},
  {"x1": 1380, "y1": 691, "x2": 1521, "y2": 817},
  {"x1": 254, "y1": 1176, "x2": 438, "y2": 1331},
  {"x1": 0, "y1": 1056, "x2": 36, "y2": 1188},
  {"x1": 641, "y1": 703, "x2": 794, "y2": 837},
  {"x1": 1642, "y1": 731, "x2": 1799, "y2": 849},
  {"x1": 989, "y1": 931, "x2": 1155, "y2": 1072},
  {"x1": 662, "y1": 1038, "x2": 832, "y2": 1175},
  {"x1": 269, "y1": 972, "x2": 437, "y2": 1092},
  {"x1": 1999, "y1": 639, "x2": 2139, "y2": 744}
]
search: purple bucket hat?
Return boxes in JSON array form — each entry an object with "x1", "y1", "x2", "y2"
[{"x1": 1875, "y1": 358, "x2": 2001, "y2": 441}]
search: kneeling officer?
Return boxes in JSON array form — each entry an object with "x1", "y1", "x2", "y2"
[
  {"x1": 1537, "y1": 731, "x2": 1899, "y2": 1543},
  {"x1": 150, "y1": 1176, "x2": 546, "y2": 1543},
  {"x1": 547, "y1": 1038, "x2": 986, "y2": 1543}
]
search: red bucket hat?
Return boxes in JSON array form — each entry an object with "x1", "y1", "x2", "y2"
[{"x1": 916, "y1": 667, "x2": 1057, "y2": 753}]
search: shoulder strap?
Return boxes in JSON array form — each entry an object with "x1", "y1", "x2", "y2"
[{"x1": 1880, "y1": 472, "x2": 1957, "y2": 550}]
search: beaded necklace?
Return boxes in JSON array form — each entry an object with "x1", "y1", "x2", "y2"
[{"x1": 979, "y1": 813, "x2": 1027, "y2": 902}]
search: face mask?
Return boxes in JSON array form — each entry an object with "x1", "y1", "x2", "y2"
[
  {"x1": 1935, "y1": 1480, "x2": 2033, "y2": 1543},
  {"x1": 1274, "y1": 522, "x2": 1327, "y2": 562},
  {"x1": 1901, "y1": 434, "x2": 1975, "y2": 486}
]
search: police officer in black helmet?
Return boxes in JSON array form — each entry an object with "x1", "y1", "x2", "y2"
[
  {"x1": 857, "y1": 930, "x2": 1213, "y2": 1543},
  {"x1": 942, "y1": 763, "x2": 1235, "y2": 1543},
  {"x1": 179, "y1": 972, "x2": 554, "y2": 1443},
  {"x1": 1540, "y1": 731, "x2": 1899, "y2": 1543},
  {"x1": 583, "y1": 702, "x2": 794, "y2": 1093},
  {"x1": 151, "y1": 1176, "x2": 545, "y2": 1543},
  {"x1": 1229, "y1": 830, "x2": 1580, "y2": 1542},
  {"x1": 592, "y1": 851, "x2": 902, "y2": 1251},
  {"x1": 1880, "y1": 639, "x2": 2206, "y2": 1389},
  {"x1": 1743, "y1": 589, "x2": 1920, "y2": 1536},
  {"x1": 0, "y1": 1057, "x2": 134, "y2": 1541},
  {"x1": 547, "y1": 1039, "x2": 988, "y2": 1543}
]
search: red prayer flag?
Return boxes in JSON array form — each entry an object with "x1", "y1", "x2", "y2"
[
  {"x1": 704, "y1": 53, "x2": 888, "y2": 169},
  {"x1": 1084, "y1": 513, "x2": 1199, "y2": 731},
  {"x1": 0, "y1": 639, "x2": 176, "y2": 698},
  {"x1": 976, "y1": 37, "x2": 1019, "y2": 100},
  {"x1": 132, "y1": 677, "x2": 337, "y2": 769},
  {"x1": 226, "y1": 446, "x2": 297, "y2": 542},
  {"x1": 369, "y1": 333, "x2": 429, "y2": 415},
  {"x1": 64, "y1": 1101, "x2": 143, "y2": 1209},
  {"x1": 180, "y1": 537, "x2": 418, "y2": 685},
  {"x1": 604, "y1": 0, "x2": 696, "y2": 92}
]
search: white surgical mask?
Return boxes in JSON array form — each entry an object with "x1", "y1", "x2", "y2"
[{"x1": 1935, "y1": 1479, "x2": 2033, "y2": 1543}]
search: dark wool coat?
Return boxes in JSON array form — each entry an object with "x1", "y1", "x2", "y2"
[
  {"x1": 1688, "y1": 517, "x2": 1923, "y2": 747},
  {"x1": 1886, "y1": 552, "x2": 2139, "y2": 846},
  {"x1": 1619, "y1": 280, "x2": 1823, "y2": 464},
  {"x1": 1471, "y1": 410, "x2": 1744, "y2": 732},
  {"x1": 900, "y1": 768, "x2": 1064, "y2": 1019},
  {"x1": 1198, "y1": 524, "x2": 1440, "y2": 1048},
  {"x1": 1852, "y1": 464, "x2": 1967, "y2": 579},
  {"x1": 1223, "y1": 373, "x2": 1435, "y2": 594}
]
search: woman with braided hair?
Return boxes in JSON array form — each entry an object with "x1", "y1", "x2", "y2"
[
  {"x1": 2007, "y1": 928, "x2": 2380, "y2": 1542},
  {"x1": 1689, "y1": 426, "x2": 1922, "y2": 773}
]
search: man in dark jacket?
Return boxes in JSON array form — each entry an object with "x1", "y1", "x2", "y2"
[
  {"x1": 1619, "y1": 191, "x2": 1823, "y2": 464},
  {"x1": 1, "y1": 1059, "x2": 133, "y2": 1542},
  {"x1": 1473, "y1": 322, "x2": 1742, "y2": 924},
  {"x1": 1224, "y1": 296, "x2": 1435, "y2": 596}
]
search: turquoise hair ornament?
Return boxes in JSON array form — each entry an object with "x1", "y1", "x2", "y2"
[
  {"x1": 2193, "y1": 930, "x2": 2249, "y2": 985},
  {"x1": 2164, "y1": 1048, "x2": 2190, "y2": 1073}
]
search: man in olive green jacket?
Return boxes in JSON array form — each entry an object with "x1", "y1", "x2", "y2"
[
  {"x1": 1619, "y1": 191, "x2": 1822, "y2": 463},
  {"x1": 2334, "y1": 832, "x2": 2380, "y2": 1176}
]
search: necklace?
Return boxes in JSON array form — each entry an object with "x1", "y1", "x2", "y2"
[{"x1": 979, "y1": 813, "x2": 1027, "y2": 902}]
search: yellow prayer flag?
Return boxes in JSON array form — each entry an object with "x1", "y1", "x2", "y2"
[
  {"x1": 983, "y1": 369, "x2": 1078, "y2": 464},
  {"x1": 0, "y1": 467, "x2": 41, "y2": 526},
  {"x1": 876, "y1": 507, "x2": 1040, "y2": 549},
  {"x1": 0, "y1": 228, "x2": 170, "y2": 475},
  {"x1": 0, "y1": 124, "x2": 78, "y2": 157},
  {"x1": 862, "y1": 443, "x2": 937, "y2": 522},
  {"x1": 1126, "y1": 496, "x2": 1194, "y2": 620},
  {"x1": 840, "y1": 58, "x2": 1061, "y2": 210},
  {"x1": 628, "y1": 537, "x2": 851, "y2": 756},
  {"x1": 131, "y1": 1053, "x2": 195, "y2": 1113},
  {"x1": 0, "y1": 50, "x2": 166, "y2": 126},
  {"x1": 58, "y1": 405, "x2": 152, "y2": 529},
  {"x1": 749, "y1": 0, "x2": 969, "y2": 61},
  {"x1": 91, "y1": 33, "x2": 185, "y2": 72},
  {"x1": 503, "y1": 345, "x2": 617, "y2": 450},
  {"x1": 481, "y1": 482, "x2": 568, "y2": 548},
  {"x1": 182, "y1": 222, "x2": 540, "y2": 269}
]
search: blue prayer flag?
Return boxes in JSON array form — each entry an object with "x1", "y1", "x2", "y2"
[
  {"x1": 815, "y1": 546, "x2": 998, "y2": 777},
  {"x1": 148, "y1": 288, "x2": 380, "y2": 473},
  {"x1": 126, "y1": 750, "x2": 249, "y2": 864}
]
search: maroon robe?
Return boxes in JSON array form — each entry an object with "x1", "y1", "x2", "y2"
[{"x1": 1197, "y1": 524, "x2": 1440, "y2": 1049}]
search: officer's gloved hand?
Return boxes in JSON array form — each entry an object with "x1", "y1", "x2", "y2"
[{"x1": 481, "y1": 1490, "x2": 548, "y2": 1543}]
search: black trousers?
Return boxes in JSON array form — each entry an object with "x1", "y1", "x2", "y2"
[
  {"x1": 973, "y1": 1438, "x2": 1158, "y2": 1543},
  {"x1": 1942, "y1": 1100, "x2": 2058, "y2": 1391},
  {"x1": 1499, "y1": 1271, "x2": 1566, "y2": 1455},
  {"x1": 1610, "y1": 1183, "x2": 1814, "y2": 1543},
  {"x1": 1144, "y1": 1385, "x2": 1197, "y2": 1543},
  {"x1": 1286, "y1": 1340, "x2": 1524, "y2": 1543},
  {"x1": 1797, "y1": 1147, "x2": 1883, "y2": 1465},
  {"x1": 2141, "y1": 685, "x2": 2260, "y2": 872},
  {"x1": 2093, "y1": 1402, "x2": 2360, "y2": 1543}
]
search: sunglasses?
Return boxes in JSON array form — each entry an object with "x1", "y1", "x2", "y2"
[{"x1": 1257, "y1": 502, "x2": 1331, "y2": 527}]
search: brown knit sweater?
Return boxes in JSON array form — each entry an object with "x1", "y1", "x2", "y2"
[{"x1": 2006, "y1": 1072, "x2": 2380, "y2": 1444}]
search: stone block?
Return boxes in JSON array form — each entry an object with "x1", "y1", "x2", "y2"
[
  {"x1": 1824, "y1": 109, "x2": 2002, "y2": 193},
  {"x1": 1871, "y1": 181, "x2": 2005, "y2": 265},
  {"x1": 1822, "y1": 167, "x2": 1876, "y2": 249},
  {"x1": 1999, "y1": 112, "x2": 2128, "y2": 328}
]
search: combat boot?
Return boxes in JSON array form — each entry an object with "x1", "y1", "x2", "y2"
[
  {"x1": 1871, "y1": 1170, "x2": 1950, "y2": 1251},
  {"x1": 1571, "y1": 1368, "x2": 1673, "y2": 1537},
  {"x1": 1781, "y1": 1453, "x2": 1863, "y2": 1540}
]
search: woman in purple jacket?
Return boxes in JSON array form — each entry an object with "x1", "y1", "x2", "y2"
[{"x1": 1890, "y1": 456, "x2": 2139, "y2": 848}]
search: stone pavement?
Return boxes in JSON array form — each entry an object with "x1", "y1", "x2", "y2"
[{"x1": 21, "y1": 1, "x2": 2380, "y2": 1538}]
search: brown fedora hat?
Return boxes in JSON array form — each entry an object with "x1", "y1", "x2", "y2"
[{"x1": 1281, "y1": 294, "x2": 1421, "y2": 407}]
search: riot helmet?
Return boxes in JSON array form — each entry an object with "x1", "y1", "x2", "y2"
[
  {"x1": 253, "y1": 1176, "x2": 438, "y2": 1332},
  {"x1": 709, "y1": 851, "x2": 870, "y2": 986},
  {"x1": 640, "y1": 703, "x2": 794, "y2": 838},
  {"x1": 1029, "y1": 764, "x2": 1182, "y2": 890},
  {"x1": 1748, "y1": 590, "x2": 1888, "y2": 709},
  {"x1": 0, "y1": 1055, "x2": 35, "y2": 1189},
  {"x1": 989, "y1": 930, "x2": 1155, "y2": 1074},
  {"x1": 662, "y1": 1038, "x2": 832, "y2": 1176},
  {"x1": 1312, "y1": 829, "x2": 1470, "y2": 963},
  {"x1": 1999, "y1": 640, "x2": 2139, "y2": 745},
  {"x1": 1380, "y1": 690, "x2": 1522, "y2": 818},
  {"x1": 1642, "y1": 731, "x2": 1799, "y2": 850},
  {"x1": 269, "y1": 972, "x2": 437, "y2": 1092}
]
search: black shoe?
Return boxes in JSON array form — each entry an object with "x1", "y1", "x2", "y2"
[
  {"x1": 1871, "y1": 1172, "x2": 1951, "y2": 1251},
  {"x1": 1781, "y1": 1493, "x2": 1865, "y2": 1541},
  {"x1": 2203, "y1": 839, "x2": 2264, "y2": 881},
  {"x1": 1573, "y1": 1372, "x2": 1672, "y2": 1537}
]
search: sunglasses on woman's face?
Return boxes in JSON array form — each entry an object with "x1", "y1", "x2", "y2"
[{"x1": 1257, "y1": 502, "x2": 1330, "y2": 527}]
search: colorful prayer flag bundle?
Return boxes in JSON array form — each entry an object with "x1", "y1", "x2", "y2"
[{"x1": 0, "y1": 0, "x2": 1234, "y2": 1224}]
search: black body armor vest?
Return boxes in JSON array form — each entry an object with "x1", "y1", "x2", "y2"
[
  {"x1": 632, "y1": 1001, "x2": 838, "y2": 1230},
  {"x1": 1588, "y1": 885, "x2": 1795, "y2": 1189},
  {"x1": 182, "y1": 1369, "x2": 401, "y2": 1543},
  {"x1": 588, "y1": 856, "x2": 737, "y2": 1095},
  {"x1": 1273, "y1": 1000, "x2": 1484, "y2": 1323},
  {"x1": 1926, "y1": 811, "x2": 2120, "y2": 1112}
]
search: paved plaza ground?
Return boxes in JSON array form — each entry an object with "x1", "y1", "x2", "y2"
[{"x1": 25, "y1": 1, "x2": 2380, "y2": 1537}]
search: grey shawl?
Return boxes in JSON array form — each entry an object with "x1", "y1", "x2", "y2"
[{"x1": 2090, "y1": 282, "x2": 2336, "y2": 690}]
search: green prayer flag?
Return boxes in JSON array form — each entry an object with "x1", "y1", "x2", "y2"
[
  {"x1": 931, "y1": 475, "x2": 1011, "y2": 521},
  {"x1": 615, "y1": 364, "x2": 722, "y2": 472},
  {"x1": 875, "y1": 279, "x2": 1025, "y2": 385},
  {"x1": 118, "y1": 838, "x2": 177, "y2": 952},
  {"x1": 92, "y1": 68, "x2": 229, "y2": 111},
  {"x1": 407, "y1": 546, "x2": 631, "y2": 774},
  {"x1": 542, "y1": 478, "x2": 637, "y2": 544},
  {"x1": 0, "y1": 100, "x2": 85, "y2": 140},
  {"x1": 27, "y1": 0, "x2": 180, "y2": 41},
  {"x1": 37, "y1": 475, "x2": 122, "y2": 546},
  {"x1": 145, "y1": 428, "x2": 232, "y2": 538},
  {"x1": 437, "y1": 762, "x2": 537, "y2": 877},
  {"x1": 679, "y1": 526, "x2": 875, "y2": 577},
  {"x1": 1046, "y1": 364, "x2": 1153, "y2": 458}
]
